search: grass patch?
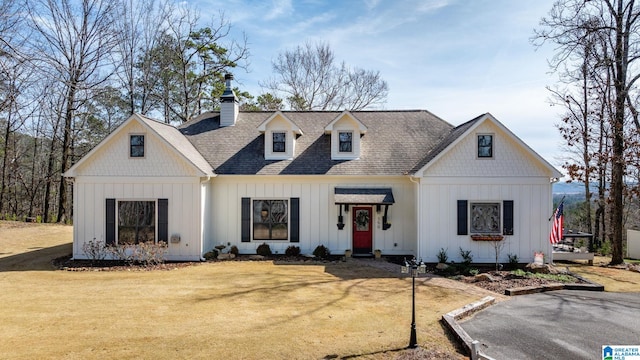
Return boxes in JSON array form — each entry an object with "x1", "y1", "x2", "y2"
[{"x1": 0, "y1": 221, "x2": 489, "y2": 359}]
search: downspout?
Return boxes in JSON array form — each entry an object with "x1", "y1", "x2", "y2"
[
  {"x1": 200, "y1": 175, "x2": 213, "y2": 261},
  {"x1": 409, "y1": 175, "x2": 421, "y2": 259},
  {"x1": 66, "y1": 176, "x2": 76, "y2": 259},
  {"x1": 548, "y1": 176, "x2": 560, "y2": 264}
]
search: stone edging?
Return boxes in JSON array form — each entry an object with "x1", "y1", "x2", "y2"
[{"x1": 441, "y1": 296, "x2": 496, "y2": 360}]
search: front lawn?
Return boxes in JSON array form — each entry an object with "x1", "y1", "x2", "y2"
[{"x1": 0, "y1": 221, "x2": 490, "y2": 359}]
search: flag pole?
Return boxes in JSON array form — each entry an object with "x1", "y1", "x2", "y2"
[{"x1": 549, "y1": 195, "x2": 566, "y2": 221}]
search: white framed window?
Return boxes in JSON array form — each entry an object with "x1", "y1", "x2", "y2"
[
  {"x1": 470, "y1": 202, "x2": 501, "y2": 234},
  {"x1": 477, "y1": 134, "x2": 493, "y2": 158}
]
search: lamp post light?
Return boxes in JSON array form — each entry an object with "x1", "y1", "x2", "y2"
[{"x1": 401, "y1": 257, "x2": 426, "y2": 348}]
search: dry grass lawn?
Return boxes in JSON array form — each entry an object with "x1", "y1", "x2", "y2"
[
  {"x1": 563, "y1": 256, "x2": 640, "y2": 292},
  {"x1": 0, "y1": 221, "x2": 500, "y2": 359}
]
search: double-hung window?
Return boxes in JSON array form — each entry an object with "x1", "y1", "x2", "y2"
[
  {"x1": 339, "y1": 131, "x2": 353, "y2": 153},
  {"x1": 272, "y1": 132, "x2": 286, "y2": 153}
]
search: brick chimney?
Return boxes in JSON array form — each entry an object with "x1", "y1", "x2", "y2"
[{"x1": 220, "y1": 73, "x2": 238, "y2": 126}]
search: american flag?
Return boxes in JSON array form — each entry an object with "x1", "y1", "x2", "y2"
[{"x1": 549, "y1": 202, "x2": 564, "y2": 244}]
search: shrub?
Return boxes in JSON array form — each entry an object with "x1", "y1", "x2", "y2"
[
  {"x1": 107, "y1": 244, "x2": 134, "y2": 264},
  {"x1": 459, "y1": 247, "x2": 473, "y2": 265},
  {"x1": 132, "y1": 241, "x2": 167, "y2": 266},
  {"x1": 229, "y1": 245, "x2": 239, "y2": 256},
  {"x1": 507, "y1": 253, "x2": 519, "y2": 270},
  {"x1": 256, "y1": 242, "x2": 272, "y2": 256},
  {"x1": 437, "y1": 248, "x2": 448, "y2": 263},
  {"x1": 313, "y1": 244, "x2": 330, "y2": 259},
  {"x1": 82, "y1": 238, "x2": 107, "y2": 264},
  {"x1": 203, "y1": 249, "x2": 218, "y2": 260},
  {"x1": 457, "y1": 247, "x2": 474, "y2": 275},
  {"x1": 285, "y1": 245, "x2": 301, "y2": 257}
]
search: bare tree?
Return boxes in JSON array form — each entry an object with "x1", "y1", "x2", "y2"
[
  {"x1": 262, "y1": 41, "x2": 388, "y2": 111},
  {"x1": 535, "y1": 0, "x2": 640, "y2": 264},
  {"x1": 27, "y1": 0, "x2": 119, "y2": 222},
  {"x1": 112, "y1": 0, "x2": 171, "y2": 115}
]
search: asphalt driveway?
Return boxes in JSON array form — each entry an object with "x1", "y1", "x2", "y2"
[{"x1": 460, "y1": 290, "x2": 640, "y2": 360}]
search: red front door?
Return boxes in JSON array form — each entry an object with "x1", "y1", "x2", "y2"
[{"x1": 352, "y1": 207, "x2": 373, "y2": 254}]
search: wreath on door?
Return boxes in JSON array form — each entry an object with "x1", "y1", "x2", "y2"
[{"x1": 355, "y1": 210, "x2": 369, "y2": 230}]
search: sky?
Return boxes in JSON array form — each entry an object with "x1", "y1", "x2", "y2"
[{"x1": 195, "y1": 0, "x2": 564, "y2": 171}]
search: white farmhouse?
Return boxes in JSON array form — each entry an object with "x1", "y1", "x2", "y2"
[{"x1": 65, "y1": 76, "x2": 561, "y2": 263}]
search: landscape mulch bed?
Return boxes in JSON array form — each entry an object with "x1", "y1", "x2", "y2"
[{"x1": 458, "y1": 270, "x2": 588, "y2": 294}]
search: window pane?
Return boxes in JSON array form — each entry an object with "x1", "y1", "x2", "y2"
[
  {"x1": 470, "y1": 203, "x2": 500, "y2": 233},
  {"x1": 118, "y1": 201, "x2": 155, "y2": 244},
  {"x1": 339, "y1": 132, "x2": 352, "y2": 152},
  {"x1": 273, "y1": 132, "x2": 286, "y2": 152},
  {"x1": 130, "y1": 135, "x2": 145, "y2": 157},
  {"x1": 478, "y1": 135, "x2": 492, "y2": 158},
  {"x1": 252, "y1": 199, "x2": 288, "y2": 240}
]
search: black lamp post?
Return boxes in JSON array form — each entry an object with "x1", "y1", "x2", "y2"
[{"x1": 401, "y1": 257, "x2": 426, "y2": 348}]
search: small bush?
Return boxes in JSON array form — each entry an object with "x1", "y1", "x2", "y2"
[
  {"x1": 256, "y1": 242, "x2": 272, "y2": 256},
  {"x1": 203, "y1": 249, "x2": 218, "y2": 260},
  {"x1": 313, "y1": 244, "x2": 330, "y2": 259},
  {"x1": 82, "y1": 238, "x2": 107, "y2": 264},
  {"x1": 437, "y1": 248, "x2": 448, "y2": 263},
  {"x1": 506, "y1": 253, "x2": 519, "y2": 270},
  {"x1": 285, "y1": 245, "x2": 301, "y2": 257},
  {"x1": 132, "y1": 241, "x2": 167, "y2": 266},
  {"x1": 459, "y1": 247, "x2": 473, "y2": 265},
  {"x1": 229, "y1": 245, "x2": 239, "y2": 256},
  {"x1": 107, "y1": 244, "x2": 134, "y2": 264}
]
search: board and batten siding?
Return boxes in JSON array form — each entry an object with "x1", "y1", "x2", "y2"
[
  {"x1": 418, "y1": 178, "x2": 552, "y2": 263},
  {"x1": 72, "y1": 176, "x2": 204, "y2": 261},
  {"x1": 417, "y1": 119, "x2": 557, "y2": 263},
  {"x1": 206, "y1": 175, "x2": 417, "y2": 256}
]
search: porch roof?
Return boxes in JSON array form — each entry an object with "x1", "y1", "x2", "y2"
[{"x1": 333, "y1": 187, "x2": 395, "y2": 205}]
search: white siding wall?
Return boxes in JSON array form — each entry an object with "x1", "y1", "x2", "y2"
[
  {"x1": 419, "y1": 178, "x2": 552, "y2": 263},
  {"x1": 418, "y1": 120, "x2": 556, "y2": 263},
  {"x1": 206, "y1": 176, "x2": 417, "y2": 256},
  {"x1": 72, "y1": 176, "x2": 204, "y2": 261}
]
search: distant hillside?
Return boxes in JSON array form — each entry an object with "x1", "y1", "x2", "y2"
[{"x1": 553, "y1": 182, "x2": 593, "y2": 196}]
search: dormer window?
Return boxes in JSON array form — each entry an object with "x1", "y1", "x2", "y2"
[
  {"x1": 273, "y1": 132, "x2": 286, "y2": 153},
  {"x1": 257, "y1": 112, "x2": 303, "y2": 161},
  {"x1": 130, "y1": 135, "x2": 145, "y2": 158},
  {"x1": 339, "y1": 132, "x2": 353, "y2": 152},
  {"x1": 325, "y1": 111, "x2": 367, "y2": 160}
]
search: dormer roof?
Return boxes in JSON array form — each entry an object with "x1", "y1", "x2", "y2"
[
  {"x1": 257, "y1": 111, "x2": 303, "y2": 135},
  {"x1": 324, "y1": 111, "x2": 367, "y2": 134}
]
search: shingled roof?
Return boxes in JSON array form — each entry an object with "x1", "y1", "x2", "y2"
[{"x1": 178, "y1": 110, "x2": 456, "y2": 176}]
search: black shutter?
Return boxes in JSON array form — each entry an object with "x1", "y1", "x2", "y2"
[
  {"x1": 290, "y1": 198, "x2": 299, "y2": 242},
  {"x1": 503, "y1": 200, "x2": 514, "y2": 235},
  {"x1": 457, "y1": 200, "x2": 468, "y2": 235},
  {"x1": 106, "y1": 198, "x2": 116, "y2": 245},
  {"x1": 158, "y1": 199, "x2": 168, "y2": 242},
  {"x1": 241, "y1": 197, "x2": 251, "y2": 242}
]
